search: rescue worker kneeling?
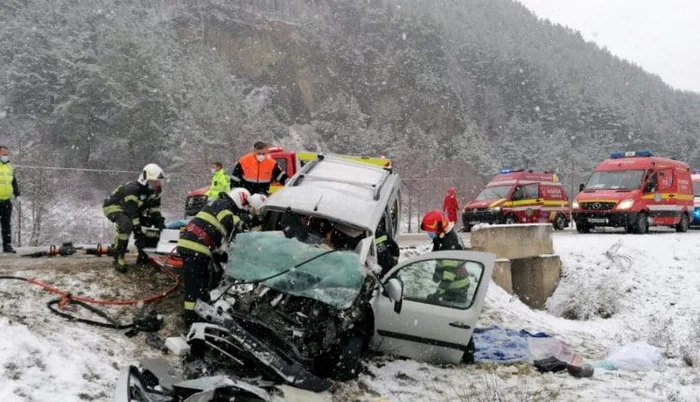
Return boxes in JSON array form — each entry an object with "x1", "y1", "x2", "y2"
[
  {"x1": 421, "y1": 209, "x2": 469, "y2": 304},
  {"x1": 177, "y1": 188, "x2": 255, "y2": 327}
]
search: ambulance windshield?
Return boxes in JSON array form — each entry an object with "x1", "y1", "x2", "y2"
[
  {"x1": 584, "y1": 170, "x2": 645, "y2": 191},
  {"x1": 475, "y1": 186, "x2": 511, "y2": 200}
]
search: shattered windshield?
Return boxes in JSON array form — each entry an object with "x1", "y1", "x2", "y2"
[
  {"x1": 585, "y1": 170, "x2": 645, "y2": 190},
  {"x1": 226, "y1": 232, "x2": 365, "y2": 309},
  {"x1": 475, "y1": 186, "x2": 511, "y2": 200}
]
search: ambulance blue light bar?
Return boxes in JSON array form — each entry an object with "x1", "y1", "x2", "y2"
[
  {"x1": 500, "y1": 168, "x2": 525, "y2": 174},
  {"x1": 610, "y1": 150, "x2": 653, "y2": 159}
]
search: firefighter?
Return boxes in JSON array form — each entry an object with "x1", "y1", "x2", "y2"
[
  {"x1": 230, "y1": 142, "x2": 288, "y2": 195},
  {"x1": 375, "y1": 225, "x2": 400, "y2": 276},
  {"x1": 177, "y1": 187, "x2": 253, "y2": 327},
  {"x1": 204, "y1": 162, "x2": 230, "y2": 201},
  {"x1": 420, "y1": 209, "x2": 469, "y2": 304},
  {"x1": 443, "y1": 187, "x2": 459, "y2": 225},
  {"x1": 0, "y1": 145, "x2": 19, "y2": 253},
  {"x1": 103, "y1": 164, "x2": 165, "y2": 272}
]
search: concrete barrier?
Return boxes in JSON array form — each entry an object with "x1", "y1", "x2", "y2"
[
  {"x1": 493, "y1": 259, "x2": 514, "y2": 294},
  {"x1": 510, "y1": 255, "x2": 562, "y2": 309},
  {"x1": 469, "y1": 223, "x2": 553, "y2": 260}
]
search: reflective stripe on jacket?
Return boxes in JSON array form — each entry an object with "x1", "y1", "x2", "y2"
[{"x1": 177, "y1": 197, "x2": 241, "y2": 256}]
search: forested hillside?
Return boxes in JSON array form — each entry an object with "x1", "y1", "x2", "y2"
[{"x1": 1, "y1": 0, "x2": 699, "y2": 241}]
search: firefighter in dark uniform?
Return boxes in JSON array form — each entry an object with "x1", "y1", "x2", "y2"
[
  {"x1": 177, "y1": 187, "x2": 254, "y2": 327},
  {"x1": 420, "y1": 209, "x2": 469, "y2": 303},
  {"x1": 230, "y1": 141, "x2": 288, "y2": 195},
  {"x1": 103, "y1": 164, "x2": 165, "y2": 272},
  {"x1": 375, "y1": 225, "x2": 400, "y2": 276},
  {"x1": 137, "y1": 194, "x2": 166, "y2": 265}
]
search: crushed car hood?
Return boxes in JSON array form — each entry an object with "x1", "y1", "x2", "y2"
[{"x1": 226, "y1": 232, "x2": 365, "y2": 309}]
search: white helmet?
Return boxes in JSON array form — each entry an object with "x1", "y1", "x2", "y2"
[
  {"x1": 138, "y1": 163, "x2": 165, "y2": 187},
  {"x1": 227, "y1": 187, "x2": 252, "y2": 211},
  {"x1": 249, "y1": 193, "x2": 268, "y2": 214}
]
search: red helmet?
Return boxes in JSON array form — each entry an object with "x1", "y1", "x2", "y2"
[{"x1": 421, "y1": 210, "x2": 448, "y2": 233}]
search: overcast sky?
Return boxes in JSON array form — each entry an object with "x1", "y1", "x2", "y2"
[{"x1": 516, "y1": 0, "x2": 700, "y2": 93}]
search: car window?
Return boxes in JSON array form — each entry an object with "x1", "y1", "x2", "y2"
[
  {"x1": 393, "y1": 258, "x2": 484, "y2": 310},
  {"x1": 389, "y1": 197, "x2": 399, "y2": 236},
  {"x1": 523, "y1": 183, "x2": 539, "y2": 199},
  {"x1": 274, "y1": 157, "x2": 288, "y2": 177},
  {"x1": 658, "y1": 169, "x2": 673, "y2": 190}
]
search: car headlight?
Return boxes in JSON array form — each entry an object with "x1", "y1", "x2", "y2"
[
  {"x1": 489, "y1": 207, "x2": 501, "y2": 212},
  {"x1": 616, "y1": 199, "x2": 635, "y2": 210},
  {"x1": 572, "y1": 201, "x2": 580, "y2": 209}
]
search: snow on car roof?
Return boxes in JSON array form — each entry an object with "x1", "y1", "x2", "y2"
[{"x1": 264, "y1": 156, "x2": 398, "y2": 231}]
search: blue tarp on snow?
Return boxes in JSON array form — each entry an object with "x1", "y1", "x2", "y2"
[{"x1": 473, "y1": 325, "x2": 551, "y2": 363}]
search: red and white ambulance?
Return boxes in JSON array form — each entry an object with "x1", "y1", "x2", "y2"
[
  {"x1": 572, "y1": 150, "x2": 695, "y2": 234},
  {"x1": 461, "y1": 169, "x2": 571, "y2": 231}
]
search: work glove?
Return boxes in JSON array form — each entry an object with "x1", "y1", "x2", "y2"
[{"x1": 212, "y1": 250, "x2": 228, "y2": 264}]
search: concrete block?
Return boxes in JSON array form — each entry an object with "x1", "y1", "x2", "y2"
[
  {"x1": 510, "y1": 255, "x2": 562, "y2": 309},
  {"x1": 470, "y1": 223, "x2": 553, "y2": 260},
  {"x1": 493, "y1": 259, "x2": 513, "y2": 294}
]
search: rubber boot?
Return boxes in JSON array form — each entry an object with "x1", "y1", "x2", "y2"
[
  {"x1": 136, "y1": 250, "x2": 151, "y2": 267},
  {"x1": 182, "y1": 310, "x2": 200, "y2": 328},
  {"x1": 113, "y1": 253, "x2": 127, "y2": 273},
  {"x1": 3, "y1": 244, "x2": 16, "y2": 253}
]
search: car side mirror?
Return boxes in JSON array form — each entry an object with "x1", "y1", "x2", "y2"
[
  {"x1": 579, "y1": 183, "x2": 585, "y2": 192},
  {"x1": 386, "y1": 278, "x2": 404, "y2": 314},
  {"x1": 644, "y1": 182, "x2": 654, "y2": 193}
]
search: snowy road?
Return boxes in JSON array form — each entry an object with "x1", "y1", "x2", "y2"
[{"x1": 2, "y1": 230, "x2": 700, "y2": 401}]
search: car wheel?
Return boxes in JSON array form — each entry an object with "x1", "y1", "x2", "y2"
[
  {"x1": 461, "y1": 336, "x2": 476, "y2": 364},
  {"x1": 676, "y1": 213, "x2": 689, "y2": 233},
  {"x1": 633, "y1": 212, "x2": 649, "y2": 234},
  {"x1": 504, "y1": 214, "x2": 516, "y2": 225},
  {"x1": 553, "y1": 214, "x2": 567, "y2": 230},
  {"x1": 332, "y1": 336, "x2": 365, "y2": 381}
]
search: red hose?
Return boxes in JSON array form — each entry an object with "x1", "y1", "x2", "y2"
[{"x1": 19, "y1": 268, "x2": 180, "y2": 306}]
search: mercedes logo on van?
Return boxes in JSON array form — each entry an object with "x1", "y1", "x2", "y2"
[
  {"x1": 592, "y1": 203, "x2": 601, "y2": 210},
  {"x1": 473, "y1": 209, "x2": 478, "y2": 213}
]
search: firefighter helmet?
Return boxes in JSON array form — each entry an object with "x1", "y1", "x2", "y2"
[
  {"x1": 249, "y1": 193, "x2": 267, "y2": 213},
  {"x1": 421, "y1": 210, "x2": 448, "y2": 233},
  {"x1": 138, "y1": 163, "x2": 165, "y2": 187},
  {"x1": 227, "y1": 187, "x2": 252, "y2": 211}
]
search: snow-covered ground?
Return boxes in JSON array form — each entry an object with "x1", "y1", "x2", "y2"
[{"x1": 3, "y1": 230, "x2": 700, "y2": 401}]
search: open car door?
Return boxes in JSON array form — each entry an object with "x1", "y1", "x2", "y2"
[{"x1": 370, "y1": 250, "x2": 494, "y2": 364}]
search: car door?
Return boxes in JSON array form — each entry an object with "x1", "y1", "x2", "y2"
[{"x1": 370, "y1": 250, "x2": 495, "y2": 364}]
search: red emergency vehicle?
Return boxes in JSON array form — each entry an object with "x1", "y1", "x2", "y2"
[
  {"x1": 461, "y1": 169, "x2": 571, "y2": 232},
  {"x1": 184, "y1": 147, "x2": 391, "y2": 216},
  {"x1": 692, "y1": 171, "x2": 700, "y2": 226},
  {"x1": 572, "y1": 150, "x2": 695, "y2": 234}
]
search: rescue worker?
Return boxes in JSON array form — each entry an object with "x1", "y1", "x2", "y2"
[
  {"x1": 375, "y1": 225, "x2": 400, "y2": 276},
  {"x1": 230, "y1": 142, "x2": 288, "y2": 195},
  {"x1": 204, "y1": 162, "x2": 230, "y2": 201},
  {"x1": 0, "y1": 145, "x2": 20, "y2": 253},
  {"x1": 103, "y1": 164, "x2": 165, "y2": 272},
  {"x1": 443, "y1": 187, "x2": 459, "y2": 225},
  {"x1": 177, "y1": 188, "x2": 253, "y2": 327},
  {"x1": 420, "y1": 209, "x2": 469, "y2": 304},
  {"x1": 242, "y1": 193, "x2": 267, "y2": 231}
]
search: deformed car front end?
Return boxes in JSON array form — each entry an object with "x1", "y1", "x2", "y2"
[{"x1": 186, "y1": 230, "x2": 378, "y2": 392}]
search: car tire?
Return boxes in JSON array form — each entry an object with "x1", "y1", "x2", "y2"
[
  {"x1": 676, "y1": 213, "x2": 689, "y2": 233},
  {"x1": 553, "y1": 214, "x2": 567, "y2": 231},
  {"x1": 461, "y1": 336, "x2": 476, "y2": 364},
  {"x1": 504, "y1": 214, "x2": 516, "y2": 225},
  {"x1": 633, "y1": 212, "x2": 649, "y2": 234},
  {"x1": 332, "y1": 336, "x2": 365, "y2": 381}
]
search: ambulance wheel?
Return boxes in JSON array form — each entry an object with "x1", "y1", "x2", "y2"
[
  {"x1": 553, "y1": 214, "x2": 567, "y2": 230},
  {"x1": 632, "y1": 212, "x2": 649, "y2": 234},
  {"x1": 504, "y1": 214, "x2": 516, "y2": 225},
  {"x1": 676, "y1": 214, "x2": 689, "y2": 233}
]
